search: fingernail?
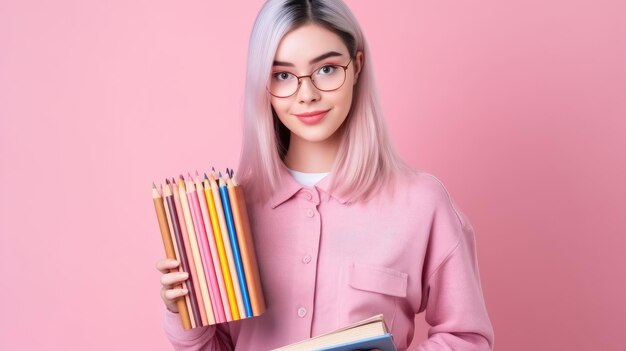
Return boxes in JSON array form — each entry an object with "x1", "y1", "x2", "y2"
[{"x1": 181, "y1": 288, "x2": 188, "y2": 294}]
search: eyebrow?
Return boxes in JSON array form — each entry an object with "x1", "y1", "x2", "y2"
[{"x1": 273, "y1": 51, "x2": 344, "y2": 67}]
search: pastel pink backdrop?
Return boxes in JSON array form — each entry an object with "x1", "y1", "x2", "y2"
[{"x1": 1, "y1": 1, "x2": 624, "y2": 350}]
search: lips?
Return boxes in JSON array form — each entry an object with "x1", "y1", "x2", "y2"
[
  {"x1": 293, "y1": 109, "x2": 330, "y2": 125},
  {"x1": 294, "y1": 109, "x2": 330, "y2": 117}
]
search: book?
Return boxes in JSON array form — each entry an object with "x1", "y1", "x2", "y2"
[{"x1": 272, "y1": 314, "x2": 396, "y2": 351}]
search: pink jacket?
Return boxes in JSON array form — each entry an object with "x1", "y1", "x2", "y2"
[{"x1": 163, "y1": 165, "x2": 494, "y2": 350}]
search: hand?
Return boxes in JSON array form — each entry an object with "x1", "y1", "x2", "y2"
[{"x1": 156, "y1": 258, "x2": 189, "y2": 313}]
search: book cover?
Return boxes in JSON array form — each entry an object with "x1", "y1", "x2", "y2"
[
  {"x1": 313, "y1": 333, "x2": 396, "y2": 351},
  {"x1": 272, "y1": 314, "x2": 396, "y2": 351}
]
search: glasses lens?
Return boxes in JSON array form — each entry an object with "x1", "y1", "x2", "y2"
[
  {"x1": 312, "y1": 65, "x2": 346, "y2": 91},
  {"x1": 269, "y1": 72, "x2": 298, "y2": 97}
]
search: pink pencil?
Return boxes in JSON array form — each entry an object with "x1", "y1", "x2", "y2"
[
  {"x1": 172, "y1": 178, "x2": 208, "y2": 326},
  {"x1": 186, "y1": 176, "x2": 226, "y2": 323},
  {"x1": 195, "y1": 172, "x2": 230, "y2": 322}
]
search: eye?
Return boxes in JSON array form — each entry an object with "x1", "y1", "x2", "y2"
[
  {"x1": 317, "y1": 65, "x2": 337, "y2": 75},
  {"x1": 272, "y1": 72, "x2": 294, "y2": 81}
]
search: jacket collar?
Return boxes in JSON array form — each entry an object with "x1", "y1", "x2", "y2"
[{"x1": 269, "y1": 162, "x2": 349, "y2": 209}]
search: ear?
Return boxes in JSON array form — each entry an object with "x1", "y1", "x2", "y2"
[{"x1": 353, "y1": 50, "x2": 364, "y2": 85}]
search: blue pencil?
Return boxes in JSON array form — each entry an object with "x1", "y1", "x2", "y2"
[{"x1": 218, "y1": 175, "x2": 253, "y2": 317}]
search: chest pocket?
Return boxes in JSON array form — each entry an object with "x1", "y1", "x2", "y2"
[
  {"x1": 341, "y1": 262, "x2": 408, "y2": 327},
  {"x1": 348, "y1": 262, "x2": 408, "y2": 298}
]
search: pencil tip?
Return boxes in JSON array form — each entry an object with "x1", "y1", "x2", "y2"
[
  {"x1": 165, "y1": 178, "x2": 170, "y2": 185},
  {"x1": 204, "y1": 172, "x2": 209, "y2": 179}
]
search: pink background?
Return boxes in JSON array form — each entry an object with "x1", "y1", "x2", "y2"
[{"x1": 1, "y1": 1, "x2": 624, "y2": 350}]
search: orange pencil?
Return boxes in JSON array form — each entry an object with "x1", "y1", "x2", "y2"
[
  {"x1": 228, "y1": 173, "x2": 266, "y2": 316},
  {"x1": 163, "y1": 189, "x2": 195, "y2": 328},
  {"x1": 152, "y1": 183, "x2": 192, "y2": 329}
]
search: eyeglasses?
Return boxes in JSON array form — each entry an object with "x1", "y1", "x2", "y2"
[{"x1": 267, "y1": 59, "x2": 352, "y2": 98}]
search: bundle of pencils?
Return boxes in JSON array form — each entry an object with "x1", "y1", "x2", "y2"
[{"x1": 151, "y1": 168, "x2": 266, "y2": 329}]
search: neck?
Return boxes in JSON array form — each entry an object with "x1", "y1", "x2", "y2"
[{"x1": 283, "y1": 132, "x2": 342, "y2": 173}]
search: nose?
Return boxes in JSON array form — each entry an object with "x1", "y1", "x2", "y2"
[{"x1": 297, "y1": 76, "x2": 320, "y2": 103}]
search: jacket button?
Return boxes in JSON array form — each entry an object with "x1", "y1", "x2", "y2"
[
  {"x1": 297, "y1": 307, "x2": 307, "y2": 318},
  {"x1": 302, "y1": 255, "x2": 312, "y2": 264},
  {"x1": 306, "y1": 209, "x2": 314, "y2": 217}
]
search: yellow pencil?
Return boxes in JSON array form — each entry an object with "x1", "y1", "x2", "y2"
[
  {"x1": 196, "y1": 174, "x2": 232, "y2": 322},
  {"x1": 210, "y1": 170, "x2": 245, "y2": 319},
  {"x1": 204, "y1": 175, "x2": 240, "y2": 320}
]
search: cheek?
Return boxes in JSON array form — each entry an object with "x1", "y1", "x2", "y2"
[
  {"x1": 334, "y1": 88, "x2": 354, "y2": 116},
  {"x1": 270, "y1": 100, "x2": 294, "y2": 129},
  {"x1": 270, "y1": 99, "x2": 288, "y2": 118}
]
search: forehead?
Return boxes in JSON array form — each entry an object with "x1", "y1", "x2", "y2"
[{"x1": 273, "y1": 23, "x2": 348, "y2": 65}]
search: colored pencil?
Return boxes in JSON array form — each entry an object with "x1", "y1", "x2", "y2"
[
  {"x1": 186, "y1": 176, "x2": 225, "y2": 323},
  {"x1": 152, "y1": 183, "x2": 192, "y2": 329},
  {"x1": 195, "y1": 173, "x2": 229, "y2": 323},
  {"x1": 177, "y1": 176, "x2": 215, "y2": 325},
  {"x1": 171, "y1": 178, "x2": 208, "y2": 326},
  {"x1": 209, "y1": 171, "x2": 244, "y2": 319},
  {"x1": 162, "y1": 183, "x2": 195, "y2": 328},
  {"x1": 163, "y1": 192, "x2": 195, "y2": 328},
  {"x1": 219, "y1": 175, "x2": 253, "y2": 318},
  {"x1": 152, "y1": 168, "x2": 265, "y2": 328},
  {"x1": 204, "y1": 175, "x2": 237, "y2": 321},
  {"x1": 227, "y1": 174, "x2": 266, "y2": 316}
]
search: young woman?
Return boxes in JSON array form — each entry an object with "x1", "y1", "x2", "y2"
[{"x1": 156, "y1": 0, "x2": 494, "y2": 350}]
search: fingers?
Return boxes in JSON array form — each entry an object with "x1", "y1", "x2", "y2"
[
  {"x1": 156, "y1": 258, "x2": 180, "y2": 274},
  {"x1": 160, "y1": 271, "x2": 189, "y2": 288},
  {"x1": 163, "y1": 287, "x2": 189, "y2": 300},
  {"x1": 156, "y1": 258, "x2": 189, "y2": 313},
  {"x1": 160, "y1": 286, "x2": 188, "y2": 313}
]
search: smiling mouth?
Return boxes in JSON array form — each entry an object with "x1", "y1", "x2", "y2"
[
  {"x1": 293, "y1": 110, "x2": 330, "y2": 125},
  {"x1": 294, "y1": 109, "x2": 330, "y2": 117}
]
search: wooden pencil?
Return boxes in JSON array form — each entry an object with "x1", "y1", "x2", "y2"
[
  {"x1": 195, "y1": 173, "x2": 229, "y2": 323},
  {"x1": 186, "y1": 176, "x2": 224, "y2": 323},
  {"x1": 227, "y1": 174, "x2": 266, "y2": 316},
  {"x1": 204, "y1": 175, "x2": 238, "y2": 321},
  {"x1": 171, "y1": 178, "x2": 205, "y2": 326},
  {"x1": 210, "y1": 171, "x2": 244, "y2": 319},
  {"x1": 220, "y1": 175, "x2": 253, "y2": 318},
  {"x1": 152, "y1": 183, "x2": 192, "y2": 329},
  {"x1": 177, "y1": 176, "x2": 215, "y2": 325},
  {"x1": 162, "y1": 183, "x2": 195, "y2": 328}
]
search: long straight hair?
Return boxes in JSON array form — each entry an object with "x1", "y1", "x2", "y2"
[{"x1": 237, "y1": 0, "x2": 411, "y2": 204}]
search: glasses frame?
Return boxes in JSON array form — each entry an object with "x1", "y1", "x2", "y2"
[{"x1": 267, "y1": 58, "x2": 353, "y2": 98}]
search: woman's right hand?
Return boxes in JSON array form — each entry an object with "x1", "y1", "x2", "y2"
[{"x1": 156, "y1": 258, "x2": 189, "y2": 313}]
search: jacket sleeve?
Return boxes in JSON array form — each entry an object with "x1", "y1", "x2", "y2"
[
  {"x1": 163, "y1": 309, "x2": 234, "y2": 351},
  {"x1": 409, "y1": 180, "x2": 495, "y2": 350}
]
